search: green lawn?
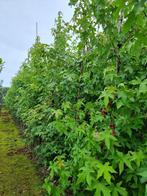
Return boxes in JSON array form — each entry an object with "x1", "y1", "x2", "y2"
[{"x1": 0, "y1": 109, "x2": 43, "y2": 196}]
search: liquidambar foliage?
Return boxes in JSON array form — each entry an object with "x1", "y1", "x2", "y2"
[{"x1": 5, "y1": 1, "x2": 147, "y2": 195}]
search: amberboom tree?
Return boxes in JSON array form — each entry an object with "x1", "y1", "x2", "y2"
[{"x1": 5, "y1": 1, "x2": 147, "y2": 195}]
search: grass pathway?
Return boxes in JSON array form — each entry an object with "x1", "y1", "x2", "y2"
[{"x1": 0, "y1": 109, "x2": 43, "y2": 196}]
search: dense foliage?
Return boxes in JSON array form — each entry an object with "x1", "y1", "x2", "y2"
[
  {"x1": 0, "y1": 58, "x2": 4, "y2": 108},
  {"x1": 0, "y1": 87, "x2": 9, "y2": 105},
  {"x1": 5, "y1": 1, "x2": 147, "y2": 195}
]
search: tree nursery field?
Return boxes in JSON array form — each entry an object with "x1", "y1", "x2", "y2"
[{"x1": 1, "y1": 0, "x2": 147, "y2": 195}]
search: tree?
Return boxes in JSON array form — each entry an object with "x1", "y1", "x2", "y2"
[{"x1": 5, "y1": 1, "x2": 147, "y2": 195}]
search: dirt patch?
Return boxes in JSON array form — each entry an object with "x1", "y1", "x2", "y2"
[{"x1": 7, "y1": 147, "x2": 34, "y2": 160}]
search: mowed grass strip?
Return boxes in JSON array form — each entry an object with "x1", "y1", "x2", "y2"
[{"x1": 0, "y1": 109, "x2": 43, "y2": 196}]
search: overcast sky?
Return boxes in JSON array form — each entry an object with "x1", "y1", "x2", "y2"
[{"x1": 0, "y1": 0, "x2": 73, "y2": 87}]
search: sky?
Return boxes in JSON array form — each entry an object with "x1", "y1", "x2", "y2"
[{"x1": 0, "y1": 0, "x2": 73, "y2": 87}]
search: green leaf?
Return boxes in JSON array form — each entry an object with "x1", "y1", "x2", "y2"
[
  {"x1": 96, "y1": 162, "x2": 116, "y2": 184},
  {"x1": 131, "y1": 151, "x2": 145, "y2": 167},
  {"x1": 138, "y1": 168, "x2": 147, "y2": 183},
  {"x1": 104, "y1": 95, "x2": 109, "y2": 108},
  {"x1": 69, "y1": 0, "x2": 78, "y2": 6},
  {"x1": 77, "y1": 165, "x2": 94, "y2": 187},
  {"x1": 43, "y1": 179, "x2": 52, "y2": 195},
  {"x1": 94, "y1": 183, "x2": 111, "y2": 196},
  {"x1": 116, "y1": 100, "x2": 123, "y2": 109},
  {"x1": 54, "y1": 109, "x2": 63, "y2": 119},
  {"x1": 111, "y1": 183, "x2": 128, "y2": 196},
  {"x1": 98, "y1": 130, "x2": 117, "y2": 150},
  {"x1": 62, "y1": 101, "x2": 71, "y2": 111},
  {"x1": 116, "y1": 151, "x2": 133, "y2": 175},
  {"x1": 139, "y1": 79, "x2": 147, "y2": 94},
  {"x1": 123, "y1": 11, "x2": 135, "y2": 34},
  {"x1": 119, "y1": 161, "x2": 124, "y2": 175}
]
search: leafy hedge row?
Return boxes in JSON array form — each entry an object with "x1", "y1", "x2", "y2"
[
  {"x1": 5, "y1": 1, "x2": 147, "y2": 195},
  {"x1": 0, "y1": 58, "x2": 4, "y2": 107}
]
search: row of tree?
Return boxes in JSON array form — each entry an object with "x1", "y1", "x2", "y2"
[
  {"x1": 0, "y1": 58, "x2": 7, "y2": 109},
  {"x1": 5, "y1": 0, "x2": 147, "y2": 195}
]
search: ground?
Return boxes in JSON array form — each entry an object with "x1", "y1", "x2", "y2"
[{"x1": 0, "y1": 108, "x2": 43, "y2": 196}]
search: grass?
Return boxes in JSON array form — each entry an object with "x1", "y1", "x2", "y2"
[{"x1": 0, "y1": 108, "x2": 43, "y2": 196}]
